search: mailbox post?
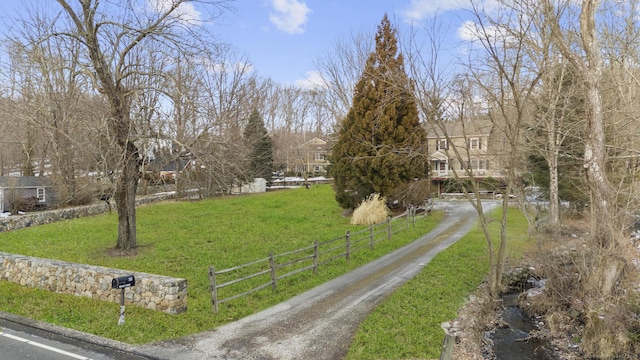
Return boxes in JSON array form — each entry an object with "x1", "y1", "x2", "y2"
[{"x1": 111, "y1": 275, "x2": 135, "y2": 325}]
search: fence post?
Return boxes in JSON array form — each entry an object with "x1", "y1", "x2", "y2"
[
  {"x1": 345, "y1": 231, "x2": 351, "y2": 262},
  {"x1": 369, "y1": 225, "x2": 374, "y2": 250},
  {"x1": 208, "y1": 266, "x2": 218, "y2": 313},
  {"x1": 269, "y1": 251, "x2": 277, "y2": 291},
  {"x1": 313, "y1": 240, "x2": 319, "y2": 274},
  {"x1": 412, "y1": 206, "x2": 417, "y2": 225},
  {"x1": 387, "y1": 217, "x2": 392, "y2": 240},
  {"x1": 439, "y1": 333, "x2": 454, "y2": 360}
]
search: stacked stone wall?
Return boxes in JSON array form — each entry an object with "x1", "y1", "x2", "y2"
[
  {"x1": 0, "y1": 253, "x2": 187, "y2": 314},
  {"x1": 0, "y1": 193, "x2": 173, "y2": 233}
]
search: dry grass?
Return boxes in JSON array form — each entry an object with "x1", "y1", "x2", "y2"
[
  {"x1": 521, "y1": 222, "x2": 640, "y2": 359},
  {"x1": 350, "y1": 194, "x2": 390, "y2": 225},
  {"x1": 447, "y1": 215, "x2": 640, "y2": 359}
]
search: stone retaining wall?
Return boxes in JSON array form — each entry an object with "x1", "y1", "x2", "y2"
[
  {"x1": 0, "y1": 193, "x2": 174, "y2": 233},
  {"x1": 0, "y1": 252, "x2": 187, "y2": 314}
]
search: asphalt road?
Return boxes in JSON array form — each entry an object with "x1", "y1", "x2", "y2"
[
  {"x1": 0, "y1": 327, "x2": 104, "y2": 360},
  {"x1": 1, "y1": 200, "x2": 493, "y2": 360},
  {"x1": 0, "y1": 311, "x2": 163, "y2": 360},
  {"x1": 0, "y1": 318, "x2": 152, "y2": 360}
]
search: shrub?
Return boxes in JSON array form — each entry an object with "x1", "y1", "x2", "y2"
[
  {"x1": 351, "y1": 194, "x2": 389, "y2": 225},
  {"x1": 386, "y1": 179, "x2": 431, "y2": 208}
]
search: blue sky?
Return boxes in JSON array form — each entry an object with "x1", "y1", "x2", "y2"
[
  {"x1": 0, "y1": 0, "x2": 478, "y2": 87},
  {"x1": 213, "y1": 0, "x2": 473, "y2": 86}
]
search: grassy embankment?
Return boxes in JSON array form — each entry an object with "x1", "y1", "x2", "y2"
[
  {"x1": 346, "y1": 207, "x2": 532, "y2": 359},
  {"x1": 0, "y1": 185, "x2": 444, "y2": 344}
]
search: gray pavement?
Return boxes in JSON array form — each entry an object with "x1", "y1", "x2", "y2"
[
  {"x1": 0, "y1": 313, "x2": 157, "y2": 360},
  {"x1": 1, "y1": 200, "x2": 495, "y2": 360}
]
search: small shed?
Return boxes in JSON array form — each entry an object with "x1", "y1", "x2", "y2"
[
  {"x1": 0, "y1": 176, "x2": 55, "y2": 213},
  {"x1": 234, "y1": 178, "x2": 267, "y2": 194}
]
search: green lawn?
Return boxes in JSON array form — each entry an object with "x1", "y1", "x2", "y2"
[
  {"x1": 0, "y1": 185, "x2": 443, "y2": 344},
  {"x1": 346, "y1": 208, "x2": 533, "y2": 359}
]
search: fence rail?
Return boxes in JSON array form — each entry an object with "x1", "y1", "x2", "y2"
[{"x1": 208, "y1": 203, "x2": 431, "y2": 313}]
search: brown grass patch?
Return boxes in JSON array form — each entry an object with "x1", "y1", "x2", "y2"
[{"x1": 350, "y1": 194, "x2": 389, "y2": 225}]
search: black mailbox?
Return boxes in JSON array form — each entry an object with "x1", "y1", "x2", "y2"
[{"x1": 112, "y1": 275, "x2": 135, "y2": 289}]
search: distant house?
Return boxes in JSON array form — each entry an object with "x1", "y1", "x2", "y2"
[
  {"x1": 286, "y1": 137, "x2": 329, "y2": 177},
  {"x1": 426, "y1": 119, "x2": 507, "y2": 195},
  {"x1": 144, "y1": 153, "x2": 192, "y2": 183},
  {"x1": 0, "y1": 176, "x2": 55, "y2": 213}
]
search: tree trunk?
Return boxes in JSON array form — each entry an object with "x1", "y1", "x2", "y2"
[
  {"x1": 580, "y1": 0, "x2": 615, "y2": 247},
  {"x1": 583, "y1": 72, "x2": 613, "y2": 245},
  {"x1": 548, "y1": 129, "x2": 560, "y2": 226},
  {"x1": 110, "y1": 98, "x2": 140, "y2": 250},
  {"x1": 114, "y1": 135, "x2": 140, "y2": 250}
]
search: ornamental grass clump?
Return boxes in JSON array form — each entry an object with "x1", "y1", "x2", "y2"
[{"x1": 351, "y1": 194, "x2": 389, "y2": 225}]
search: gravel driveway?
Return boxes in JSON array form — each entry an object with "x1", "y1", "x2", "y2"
[{"x1": 140, "y1": 201, "x2": 493, "y2": 360}]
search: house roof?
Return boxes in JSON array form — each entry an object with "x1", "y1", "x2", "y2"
[
  {"x1": 147, "y1": 155, "x2": 191, "y2": 172},
  {"x1": 430, "y1": 150, "x2": 449, "y2": 161},
  {"x1": 299, "y1": 137, "x2": 327, "y2": 148},
  {"x1": 0, "y1": 176, "x2": 53, "y2": 188},
  {"x1": 426, "y1": 119, "x2": 494, "y2": 138}
]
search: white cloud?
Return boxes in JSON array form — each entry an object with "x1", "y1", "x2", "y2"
[
  {"x1": 294, "y1": 71, "x2": 327, "y2": 90},
  {"x1": 200, "y1": 58, "x2": 254, "y2": 76},
  {"x1": 457, "y1": 20, "x2": 480, "y2": 42},
  {"x1": 269, "y1": 0, "x2": 311, "y2": 34},
  {"x1": 147, "y1": 0, "x2": 202, "y2": 25},
  {"x1": 402, "y1": 0, "x2": 465, "y2": 21},
  {"x1": 457, "y1": 20, "x2": 520, "y2": 49},
  {"x1": 402, "y1": 0, "x2": 506, "y2": 22}
]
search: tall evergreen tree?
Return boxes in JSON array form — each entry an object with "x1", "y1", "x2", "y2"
[
  {"x1": 330, "y1": 14, "x2": 427, "y2": 209},
  {"x1": 243, "y1": 108, "x2": 274, "y2": 182}
]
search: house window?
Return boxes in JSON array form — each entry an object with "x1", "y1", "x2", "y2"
[
  {"x1": 432, "y1": 160, "x2": 448, "y2": 171},
  {"x1": 36, "y1": 187, "x2": 46, "y2": 202},
  {"x1": 466, "y1": 159, "x2": 489, "y2": 170},
  {"x1": 314, "y1": 153, "x2": 325, "y2": 161},
  {"x1": 437, "y1": 139, "x2": 448, "y2": 151},
  {"x1": 469, "y1": 138, "x2": 482, "y2": 150}
]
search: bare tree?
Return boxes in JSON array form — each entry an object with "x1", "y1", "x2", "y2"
[
  {"x1": 543, "y1": 0, "x2": 617, "y2": 247},
  {"x1": 526, "y1": 55, "x2": 586, "y2": 226},
  {"x1": 313, "y1": 31, "x2": 373, "y2": 128},
  {"x1": 598, "y1": 0, "x2": 640, "y2": 226},
  {"x1": 527, "y1": 2, "x2": 640, "y2": 356},
  {"x1": 4, "y1": 16, "x2": 99, "y2": 204},
  {"x1": 0, "y1": 98, "x2": 28, "y2": 176},
  {"x1": 42, "y1": 0, "x2": 232, "y2": 250},
  {"x1": 1, "y1": 41, "x2": 45, "y2": 178},
  {"x1": 409, "y1": 0, "x2": 550, "y2": 297},
  {"x1": 188, "y1": 47, "x2": 256, "y2": 195}
]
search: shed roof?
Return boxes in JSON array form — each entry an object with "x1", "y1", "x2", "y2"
[{"x1": 0, "y1": 176, "x2": 53, "y2": 188}]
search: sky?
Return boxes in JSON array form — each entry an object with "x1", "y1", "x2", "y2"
[
  {"x1": 0, "y1": 0, "x2": 479, "y2": 87},
  {"x1": 210, "y1": 0, "x2": 473, "y2": 87}
]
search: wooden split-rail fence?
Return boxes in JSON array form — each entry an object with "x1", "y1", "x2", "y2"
[{"x1": 207, "y1": 204, "x2": 431, "y2": 313}]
